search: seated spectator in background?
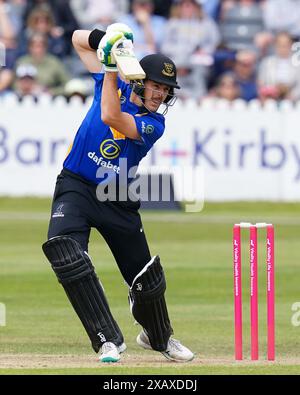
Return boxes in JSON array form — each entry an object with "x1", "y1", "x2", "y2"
[
  {"x1": 120, "y1": 0, "x2": 166, "y2": 59},
  {"x1": 152, "y1": 0, "x2": 173, "y2": 17},
  {"x1": 208, "y1": 72, "x2": 241, "y2": 101},
  {"x1": 70, "y1": 0, "x2": 127, "y2": 30},
  {"x1": 161, "y1": 0, "x2": 220, "y2": 101},
  {"x1": 67, "y1": 0, "x2": 127, "y2": 78},
  {"x1": 263, "y1": 0, "x2": 300, "y2": 40},
  {"x1": 258, "y1": 32, "x2": 300, "y2": 102},
  {"x1": 15, "y1": 32, "x2": 70, "y2": 96},
  {"x1": 200, "y1": 0, "x2": 221, "y2": 21},
  {"x1": 0, "y1": 67, "x2": 13, "y2": 96},
  {"x1": 23, "y1": 0, "x2": 79, "y2": 56},
  {"x1": 233, "y1": 50, "x2": 258, "y2": 101},
  {"x1": 23, "y1": 0, "x2": 57, "y2": 22},
  {"x1": 0, "y1": 0, "x2": 19, "y2": 94},
  {"x1": 18, "y1": 5, "x2": 67, "y2": 58},
  {"x1": 14, "y1": 63, "x2": 43, "y2": 101},
  {"x1": 64, "y1": 77, "x2": 90, "y2": 102},
  {"x1": 3, "y1": 0, "x2": 26, "y2": 36},
  {"x1": 220, "y1": 0, "x2": 265, "y2": 51},
  {"x1": 129, "y1": 0, "x2": 173, "y2": 18},
  {"x1": 208, "y1": 48, "x2": 236, "y2": 90}
]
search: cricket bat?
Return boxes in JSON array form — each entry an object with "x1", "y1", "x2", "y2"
[{"x1": 111, "y1": 39, "x2": 146, "y2": 81}]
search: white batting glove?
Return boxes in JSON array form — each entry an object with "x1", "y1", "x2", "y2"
[
  {"x1": 97, "y1": 30, "x2": 125, "y2": 72},
  {"x1": 106, "y1": 23, "x2": 134, "y2": 43}
]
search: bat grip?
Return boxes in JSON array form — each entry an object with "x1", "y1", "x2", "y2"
[
  {"x1": 112, "y1": 38, "x2": 133, "y2": 50},
  {"x1": 111, "y1": 38, "x2": 133, "y2": 64}
]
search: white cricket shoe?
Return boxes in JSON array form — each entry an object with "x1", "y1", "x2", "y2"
[
  {"x1": 137, "y1": 331, "x2": 194, "y2": 362},
  {"x1": 99, "y1": 342, "x2": 127, "y2": 363}
]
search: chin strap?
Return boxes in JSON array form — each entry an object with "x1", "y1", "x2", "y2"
[{"x1": 130, "y1": 80, "x2": 145, "y2": 99}]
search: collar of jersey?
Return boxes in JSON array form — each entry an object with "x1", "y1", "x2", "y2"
[{"x1": 127, "y1": 98, "x2": 149, "y2": 116}]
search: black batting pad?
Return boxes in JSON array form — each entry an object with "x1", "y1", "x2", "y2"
[
  {"x1": 130, "y1": 256, "x2": 173, "y2": 351},
  {"x1": 42, "y1": 236, "x2": 124, "y2": 352}
]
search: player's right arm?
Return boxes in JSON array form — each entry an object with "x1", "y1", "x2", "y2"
[{"x1": 72, "y1": 30, "x2": 103, "y2": 73}]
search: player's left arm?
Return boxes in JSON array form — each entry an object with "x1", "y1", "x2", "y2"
[{"x1": 101, "y1": 72, "x2": 142, "y2": 141}]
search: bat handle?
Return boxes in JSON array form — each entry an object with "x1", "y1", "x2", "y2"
[
  {"x1": 113, "y1": 38, "x2": 133, "y2": 50},
  {"x1": 111, "y1": 39, "x2": 134, "y2": 66}
]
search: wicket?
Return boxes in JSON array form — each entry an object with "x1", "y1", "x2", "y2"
[{"x1": 233, "y1": 222, "x2": 275, "y2": 361}]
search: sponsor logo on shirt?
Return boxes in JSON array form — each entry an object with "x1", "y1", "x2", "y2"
[
  {"x1": 88, "y1": 152, "x2": 120, "y2": 174},
  {"x1": 100, "y1": 139, "x2": 121, "y2": 159},
  {"x1": 141, "y1": 121, "x2": 154, "y2": 135},
  {"x1": 145, "y1": 125, "x2": 154, "y2": 134}
]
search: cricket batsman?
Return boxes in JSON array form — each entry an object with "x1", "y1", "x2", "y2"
[{"x1": 42, "y1": 23, "x2": 194, "y2": 363}]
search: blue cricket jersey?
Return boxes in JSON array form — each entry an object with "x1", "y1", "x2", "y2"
[{"x1": 63, "y1": 73, "x2": 165, "y2": 185}]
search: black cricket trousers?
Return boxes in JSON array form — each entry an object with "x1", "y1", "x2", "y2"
[{"x1": 47, "y1": 169, "x2": 152, "y2": 286}]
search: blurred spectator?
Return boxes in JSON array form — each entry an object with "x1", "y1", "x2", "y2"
[
  {"x1": 67, "y1": 0, "x2": 129, "y2": 78},
  {"x1": 233, "y1": 49, "x2": 258, "y2": 101},
  {"x1": 15, "y1": 32, "x2": 70, "y2": 96},
  {"x1": 64, "y1": 77, "x2": 90, "y2": 102},
  {"x1": 18, "y1": 5, "x2": 67, "y2": 58},
  {"x1": 14, "y1": 63, "x2": 43, "y2": 100},
  {"x1": 129, "y1": 0, "x2": 173, "y2": 17},
  {"x1": 4, "y1": 0, "x2": 26, "y2": 36},
  {"x1": 263, "y1": 0, "x2": 300, "y2": 40},
  {"x1": 208, "y1": 48, "x2": 236, "y2": 90},
  {"x1": 0, "y1": 0, "x2": 19, "y2": 94},
  {"x1": 70, "y1": 0, "x2": 128, "y2": 30},
  {"x1": 208, "y1": 72, "x2": 241, "y2": 101},
  {"x1": 152, "y1": 0, "x2": 173, "y2": 17},
  {"x1": 200, "y1": 0, "x2": 221, "y2": 21},
  {"x1": 220, "y1": 0, "x2": 265, "y2": 51},
  {"x1": 0, "y1": 67, "x2": 13, "y2": 95},
  {"x1": 23, "y1": 1, "x2": 79, "y2": 55},
  {"x1": 258, "y1": 32, "x2": 300, "y2": 101},
  {"x1": 1, "y1": 0, "x2": 299, "y2": 104},
  {"x1": 161, "y1": 0, "x2": 221, "y2": 100},
  {"x1": 120, "y1": 0, "x2": 166, "y2": 59}
]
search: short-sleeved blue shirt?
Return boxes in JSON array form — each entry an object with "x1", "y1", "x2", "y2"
[{"x1": 63, "y1": 73, "x2": 165, "y2": 185}]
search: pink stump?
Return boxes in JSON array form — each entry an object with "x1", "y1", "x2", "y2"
[
  {"x1": 267, "y1": 225, "x2": 275, "y2": 360},
  {"x1": 233, "y1": 225, "x2": 242, "y2": 360},
  {"x1": 250, "y1": 226, "x2": 258, "y2": 360}
]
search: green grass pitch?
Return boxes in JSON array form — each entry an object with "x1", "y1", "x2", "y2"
[{"x1": 0, "y1": 198, "x2": 300, "y2": 375}]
